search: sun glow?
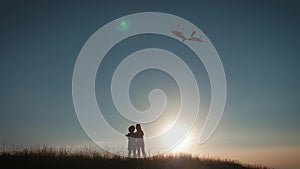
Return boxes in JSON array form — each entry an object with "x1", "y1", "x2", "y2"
[
  {"x1": 171, "y1": 132, "x2": 195, "y2": 152},
  {"x1": 161, "y1": 121, "x2": 195, "y2": 153}
]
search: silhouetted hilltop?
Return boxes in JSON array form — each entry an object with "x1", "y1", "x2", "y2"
[{"x1": 0, "y1": 146, "x2": 272, "y2": 169}]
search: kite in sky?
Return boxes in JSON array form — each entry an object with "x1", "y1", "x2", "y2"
[{"x1": 172, "y1": 24, "x2": 206, "y2": 42}]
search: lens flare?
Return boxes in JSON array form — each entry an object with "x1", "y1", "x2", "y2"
[{"x1": 116, "y1": 20, "x2": 130, "y2": 32}]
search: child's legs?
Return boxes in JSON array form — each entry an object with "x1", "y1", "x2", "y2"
[
  {"x1": 133, "y1": 148, "x2": 136, "y2": 157},
  {"x1": 128, "y1": 149, "x2": 133, "y2": 157},
  {"x1": 141, "y1": 145, "x2": 146, "y2": 155},
  {"x1": 127, "y1": 149, "x2": 131, "y2": 156},
  {"x1": 137, "y1": 147, "x2": 141, "y2": 157}
]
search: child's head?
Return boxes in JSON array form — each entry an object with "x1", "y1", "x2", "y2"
[
  {"x1": 128, "y1": 125, "x2": 135, "y2": 133},
  {"x1": 136, "y1": 124, "x2": 142, "y2": 131}
]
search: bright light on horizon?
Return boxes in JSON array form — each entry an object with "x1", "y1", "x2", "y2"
[
  {"x1": 171, "y1": 132, "x2": 195, "y2": 152},
  {"x1": 160, "y1": 121, "x2": 196, "y2": 153}
]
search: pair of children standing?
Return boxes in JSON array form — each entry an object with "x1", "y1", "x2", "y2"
[{"x1": 126, "y1": 124, "x2": 146, "y2": 157}]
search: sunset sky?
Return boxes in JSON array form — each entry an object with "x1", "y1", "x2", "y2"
[{"x1": 0, "y1": 1, "x2": 299, "y2": 169}]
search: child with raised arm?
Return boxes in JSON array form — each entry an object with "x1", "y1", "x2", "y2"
[
  {"x1": 135, "y1": 124, "x2": 146, "y2": 157},
  {"x1": 125, "y1": 125, "x2": 136, "y2": 157}
]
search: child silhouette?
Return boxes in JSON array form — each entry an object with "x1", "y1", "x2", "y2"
[
  {"x1": 135, "y1": 124, "x2": 146, "y2": 157},
  {"x1": 125, "y1": 125, "x2": 136, "y2": 157}
]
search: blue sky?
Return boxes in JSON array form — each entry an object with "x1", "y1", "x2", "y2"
[{"x1": 0, "y1": 0, "x2": 299, "y2": 168}]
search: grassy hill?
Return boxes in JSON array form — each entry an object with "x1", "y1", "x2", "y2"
[{"x1": 0, "y1": 146, "x2": 271, "y2": 169}]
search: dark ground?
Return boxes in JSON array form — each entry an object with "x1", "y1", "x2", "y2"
[{"x1": 0, "y1": 148, "x2": 271, "y2": 169}]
